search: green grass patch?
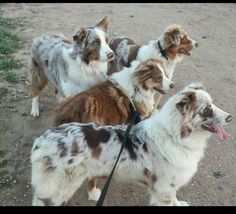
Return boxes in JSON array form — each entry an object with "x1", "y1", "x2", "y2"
[
  {"x1": 0, "y1": 5, "x2": 24, "y2": 83},
  {"x1": 0, "y1": 27, "x2": 23, "y2": 55}
]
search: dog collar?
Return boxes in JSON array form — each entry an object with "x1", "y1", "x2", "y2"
[
  {"x1": 157, "y1": 40, "x2": 168, "y2": 61},
  {"x1": 129, "y1": 102, "x2": 142, "y2": 124}
]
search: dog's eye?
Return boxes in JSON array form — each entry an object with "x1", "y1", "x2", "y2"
[
  {"x1": 203, "y1": 105, "x2": 213, "y2": 117},
  {"x1": 155, "y1": 76, "x2": 162, "y2": 81},
  {"x1": 93, "y1": 39, "x2": 100, "y2": 46}
]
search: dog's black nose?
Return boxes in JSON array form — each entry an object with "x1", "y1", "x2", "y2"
[
  {"x1": 226, "y1": 115, "x2": 232, "y2": 123},
  {"x1": 170, "y1": 83, "x2": 175, "y2": 89}
]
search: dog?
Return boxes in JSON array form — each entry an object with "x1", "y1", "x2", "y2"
[
  {"x1": 52, "y1": 58, "x2": 174, "y2": 200},
  {"x1": 53, "y1": 59, "x2": 174, "y2": 127},
  {"x1": 108, "y1": 24, "x2": 199, "y2": 106},
  {"x1": 29, "y1": 16, "x2": 114, "y2": 117},
  {"x1": 31, "y1": 83, "x2": 232, "y2": 206}
]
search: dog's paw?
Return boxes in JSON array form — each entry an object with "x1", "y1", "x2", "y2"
[
  {"x1": 31, "y1": 108, "x2": 39, "y2": 117},
  {"x1": 31, "y1": 97, "x2": 39, "y2": 117},
  {"x1": 178, "y1": 201, "x2": 189, "y2": 206},
  {"x1": 88, "y1": 188, "x2": 101, "y2": 201}
]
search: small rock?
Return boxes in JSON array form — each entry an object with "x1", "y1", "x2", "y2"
[
  {"x1": 21, "y1": 112, "x2": 28, "y2": 117},
  {"x1": 130, "y1": 15, "x2": 134, "y2": 18},
  {"x1": 213, "y1": 171, "x2": 225, "y2": 178},
  {"x1": 202, "y1": 36, "x2": 207, "y2": 39}
]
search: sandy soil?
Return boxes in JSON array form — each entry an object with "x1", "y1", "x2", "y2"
[{"x1": 0, "y1": 3, "x2": 236, "y2": 206}]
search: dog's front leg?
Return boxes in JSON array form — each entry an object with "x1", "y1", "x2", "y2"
[{"x1": 173, "y1": 195, "x2": 189, "y2": 206}]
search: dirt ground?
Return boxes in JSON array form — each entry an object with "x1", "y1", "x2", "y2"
[{"x1": 0, "y1": 3, "x2": 236, "y2": 206}]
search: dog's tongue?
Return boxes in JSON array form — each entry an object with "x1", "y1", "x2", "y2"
[{"x1": 214, "y1": 125, "x2": 228, "y2": 142}]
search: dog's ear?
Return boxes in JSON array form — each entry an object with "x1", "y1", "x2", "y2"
[
  {"x1": 185, "y1": 83, "x2": 206, "y2": 91},
  {"x1": 167, "y1": 27, "x2": 181, "y2": 46},
  {"x1": 95, "y1": 16, "x2": 108, "y2": 32},
  {"x1": 73, "y1": 27, "x2": 86, "y2": 44},
  {"x1": 176, "y1": 91, "x2": 196, "y2": 115},
  {"x1": 135, "y1": 61, "x2": 153, "y2": 83}
]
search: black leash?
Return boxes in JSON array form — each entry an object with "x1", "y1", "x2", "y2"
[
  {"x1": 96, "y1": 103, "x2": 141, "y2": 206},
  {"x1": 157, "y1": 40, "x2": 168, "y2": 61}
]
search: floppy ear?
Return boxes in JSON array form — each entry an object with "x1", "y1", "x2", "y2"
[
  {"x1": 186, "y1": 82, "x2": 206, "y2": 91},
  {"x1": 168, "y1": 28, "x2": 181, "y2": 46},
  {"x1": 176, "y1": 91, "x2": 196, "y2": 115},
  {"x1": 135, "y1": 61, "x2": 153, "y2": 83},
  {"x1": 95, "y1": 16, "x2": 108, "y2": 32},
  {"x1": 73, "y1": 27, "x2": 86, "y2": 44}
]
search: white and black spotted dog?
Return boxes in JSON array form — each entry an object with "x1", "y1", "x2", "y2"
[
  {"x1": 29, "y1": 16, "x2": 114, "y2": 117},
  {"x1": 31, "y1": 83, "x2": 232, "y2": 206}
]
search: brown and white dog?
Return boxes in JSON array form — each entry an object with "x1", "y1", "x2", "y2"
[
  {"x1": 29, "y1": 16, "x2": 114, "y2": 117},
  {"x1": 31, "y1": 83, "x2": 232, "y2": 206},
  {"x1": 53, "y1": 59, "x2": 174, "y2": 127},
  {"x1": 108, "y1": 24, "x2": 199, "y2": 106}
]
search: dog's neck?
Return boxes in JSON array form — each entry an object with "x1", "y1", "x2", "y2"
[
  {"x1": 132, "y1": 108, "x2": 208, "y2": 169},
  {"x1": 136, "y1": 35, "x2": 183, "y2": 79}
]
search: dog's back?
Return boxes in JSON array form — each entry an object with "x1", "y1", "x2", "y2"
[
  {"x1": 108, "y1": 37, "x2": 140, "y2": 74},
  {"x1": 29, "y1": 35, "x2": 71, "y2": 83},
  {"x1": 53, "y1": 81, "x2": 132, "y2": 127}
]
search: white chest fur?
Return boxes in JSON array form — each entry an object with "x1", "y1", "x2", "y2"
[{"x1": 61, "y1": 48, "x2": 108, "y2": 97}]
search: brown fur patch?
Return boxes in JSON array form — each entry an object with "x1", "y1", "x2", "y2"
[
  {"x1": 135, "y1": 59, "x2": 164, "y2": 91},
  {"x1": 96, "y1": 16, "x2": 108, "y2": 32},
  {"x1": 180, "y1": 126, "x2": 192, "y2": 138},
  {"x1": 92, "y1": 146, "x2": 102, "y2": 159},
  {"x1": 152, "y1": 174, "x2": 157, "y2": 183},
  {"x1": 43, "y1": 156, "x2": 56, "y2": 172},
  {"x1": 107, "y1": 58, "x2": 119, "y2": 75},
  {"x1": 176, "y1": 91, "x2": 197, "y2": 115},
  {"x1": 71, "y1": 141, "x2": 79, "y2": 156},
  {"x1": 82, "y1": 126, "x2": 110, "y2": 148},
  {"x1": 31, "y1": 70, "x2": 48, "y2": 97},
  {"x1": 135, "y1": 101, "x2": 150, "y2": 119},
  {"x1": 87, "y1": 178, "x2": 97, "y2": 191},
  {"x1": 127, "y1": 45, "x2": 140, "y2": 67},
  {"x1": 53, "y1": 81, "x2": 133, "y2": 127}
]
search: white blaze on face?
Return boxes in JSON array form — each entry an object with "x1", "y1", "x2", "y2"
[
  {"x1": 95, "y1": 28, "x2": 114, "y2": 61},
  {"x1": 157, "y1": 64, "x2": 174, "y2": 91},
  {"x1": 212, "y1": 104, "x2": 231, "y2": 126}
]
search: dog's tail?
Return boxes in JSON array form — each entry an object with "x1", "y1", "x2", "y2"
[{"x1": 52, "y1": 33, "x2": 72, "y2": 44}]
